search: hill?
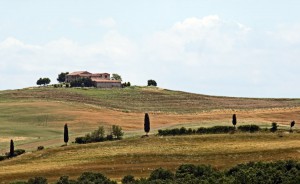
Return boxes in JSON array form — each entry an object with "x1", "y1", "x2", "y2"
[
  {"x1": 1, "y1": 86, "x2": 300, "y2": 153},
  {"x1": 1, "y1": 87, "x2": 300, "y2": 182}
]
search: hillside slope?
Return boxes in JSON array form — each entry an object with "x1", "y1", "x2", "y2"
[
  {"x1": 0, "y1": 86, "x2": 300, "y2": 153},
  {"x1": 1, "y1": 134, "x2": 300, "y2": 183},
  {"x1": 1, "y1": 86, "x2": 300, "y2": 113}
]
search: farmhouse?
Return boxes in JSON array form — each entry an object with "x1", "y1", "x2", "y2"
[{"x1": 65, "y1": 71, "x2": 122, "y2": 88}]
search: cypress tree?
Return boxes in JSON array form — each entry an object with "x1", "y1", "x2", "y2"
[
  {"x1": 290, "y1": 121, "x2": 295, "y2": 132},
  {"x1": 232, "y1": 114, "x2": 237, "y2": 128},
  {"x1": 64, "y1": 123, "x2": 69, "y2": 145},
  {"x1": 144, "y1": 113, "x2": 150, "y2": 136},
  {"x1": 10, "y1": 139, "x2": 14, "y2": 157}
]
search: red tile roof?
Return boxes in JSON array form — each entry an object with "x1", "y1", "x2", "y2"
[
  {"x1": 68, "y1": 71, "x2": 92, "y2": 76},
  {"x1": 92, "y1": 79, "x2": 121, "y2": 83}
]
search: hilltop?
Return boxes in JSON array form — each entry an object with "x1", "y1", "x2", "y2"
[{"x1": 2, "y1": 86, "x2": 300, "y2": 113}]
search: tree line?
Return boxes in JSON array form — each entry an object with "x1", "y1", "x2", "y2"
[{"x1": 10, "y1": 160, "x2": 300, "y2": 184}]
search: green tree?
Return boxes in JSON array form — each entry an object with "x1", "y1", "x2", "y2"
[
  {"x1": 147, "y1": 79, "x2": 157, "y2": 86},
  {"x1": 144, "y1": 113, "x2": 150, "y2": 136},
  {"x1": 57, "y1": 72, "x2": 69, "y2": 83},
  {"x1": 64, "y1": 124, "x2": 69, "y2": 145},
  {"x1": 112, "y1": 73, "x2": 122, "y2": 81},
  {"x1": 36, "y1": 78, "x2": 51, "y2": 86},
  {"x1": 28, "y1": 177, "x2": 47, "y2": 184},
  {"x1": 10, "y1": 139, "x2": 14, "y2": 157},
  {"x1": 70, "y1": 77, "x2": 94, "y2": 87},
  {"x1": 270, "y1": 122, "x2": 278, "y2": 132},
  {"x1": 121, "y1": 175, "x2": 135, "y2": 184},
  {"x1": 112, "y1": 125, "x2": 124, "y2": 139},
  {"x1": 232, "y1": 114, "x2": 237, "y2": 128},
  {"x1": 91, "y1": 126, "x2": 105, "y2": 141},
  {"x1": 36, "y1": 78, "x2": 43, "y2": 86}
]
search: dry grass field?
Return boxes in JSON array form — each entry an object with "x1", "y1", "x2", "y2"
[
  {"x1": 1, "y1": 133, "x2": 300, "y2": 183},
  {"x1": 0, "y1": 87, "x2": 300, "y2": 183}
]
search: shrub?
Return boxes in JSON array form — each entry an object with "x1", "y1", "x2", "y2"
[
  {"x1": 270, "y1": 122, "x2": 278, "y2": 132},
  {"x1": 56, "y1": 176, "x2": 77, "y2": 184},
  {"x1": 238, "y1": 125, "x2": 260, "y2": 133},
  {"x1": 70, "y1": 77, "x2": 95, "y2": 87},
  {"x1": 14, "y1": 149, "x2": 25, "y2": 156},
  {"x1": 106, "y1": 134, "x2": 113, "y2": 141},
  {"x1": 158, "y1": 126, "x2": 236, "y2": 136},
  {"x1": 75, "y1": 137, "x2": 86, "y2": 144},
  {"x1": 149, "y1": 168, "x2": 174, "y2": 181},
  {"x1": 37, "y1": 146, "x2": 44, "y2": 151},
  {"x1": 0, "y1": 155, "x2": 7, "y2": 161},
  {"x1": 147, "y1": 80, "x2": 157, "y2": 86},
  {"x1": 122, "y1": 175, "x2": 136, "y2": 184},
  {"x1": 112, "y1": 125, "x2": 124, "y2": 139},
  {"x1": 77, "y1": 172, "x2": 116, "y2": 184},
  {"x1": 27, "y1": 176, "x2": 47, "y2": 184}
]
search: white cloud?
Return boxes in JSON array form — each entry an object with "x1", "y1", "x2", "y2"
[
  {"x1": 1, "y1": 16, "x2": 300, "y2": 97},
  {"x1": 269, "y1": 24, "x2": 300, "y2": 44},
  {"x1": 97, "y1": 17, "x2": 117, "y2": 29}
]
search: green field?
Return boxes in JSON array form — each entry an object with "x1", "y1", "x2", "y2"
[{"x1": 1, "y1": 87, "x2": 300, "y2": 183}]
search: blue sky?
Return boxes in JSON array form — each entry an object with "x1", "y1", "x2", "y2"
[{"x1": 1, "y1": 1, "x2": 300, "y2": 97}]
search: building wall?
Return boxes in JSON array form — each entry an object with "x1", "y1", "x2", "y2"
[{"x1": 95, "y1": 82, "x2": 121, "y2": 88}]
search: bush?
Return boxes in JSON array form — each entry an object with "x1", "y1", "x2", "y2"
[
  {"x1": 0, "y1": 155, "x2": 7, "y2": 161},
  {"x1": 77, "y1": 172, "x2": 116, "y2": 184},
  {"x1": 75, "y1": 125, "x2": 124, "y2": 144},
  {"x1": 112, "y1": 125, "x2": 124, "y2": 139},
  {"x1": 106, "y1": 134, "x2": 113, "y2": 141},
  {"x1": 238, "y1": 125, "x2": 260, "y2": 133},
  {"x1": 122, "y1": 175, "x2": 136, "y2": 184},
  {"x1": 37, "y1": 146, "x2": 44, "y2": 151},
  {"x1": 270, "y1": 122, "x2": 278, "y2": 132},
  {"x1": 149, "y1": 168, "x2": 174, "y2": 181},
  {"x1": 158, "y1": 126, "x2": 235, "y2": 136},
  {"x1": 70, "y1": 77, "x2": 95, "y2": 87},
  {"x1": 56, "y1": 176, "x2": 77, "y2": 184},
  {"x1": 27, "y1": 176, "x2": 47, "y2": 184},
  {"x1": 14, "y1": 149, "x2": 25, "y2": 156},
  {"x1": 75, "y1": 137, "x2": 87, "y2": 144},
  {"x1": 147, "y1": 80, "x2": 157, "y2": 86}
]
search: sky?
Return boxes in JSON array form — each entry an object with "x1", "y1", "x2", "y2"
[{"x1": 1, "y1": 0, "x2": 300, "y2": 97}]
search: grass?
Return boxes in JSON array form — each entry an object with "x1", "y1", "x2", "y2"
[
  {"x1": 1, "y1": 87, "x2": 300, "y2": 152},
  {"x1": 2, "y1": 86, "x2": 300, "y2": 113},
  {"x1": 1, "y1": 133, "x2": 300, "y2": 183},
  {"x1": 1, "y1": 87, "x2": 300, "y2": 182}
]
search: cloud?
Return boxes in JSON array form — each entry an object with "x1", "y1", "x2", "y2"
[
  {"x1": 97, "y1": 17, "x2": 117, "y2": 29},
  {"x1": 1, "y1": 16, "x2": 300, "y2": 97},
  {"x1": 269, "y1": 24, "x2": 300, "y2": 45}
]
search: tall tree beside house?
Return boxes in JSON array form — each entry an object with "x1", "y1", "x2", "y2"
[
  {"x1": 144, "y1": 113, "x2": 150, "y2": 136},
  {"x1": 10, "y1": 139, "x2": 14, "y2": 157},
  {"x1": 64, "y1": 124, "x2": 69, "y2": 145},
  {"x1": 112, "y1": 73, "x2": 122, "y2": 81},
  {"x1": 232, "y1": 114, "x2": 237, "y2": 128},
  {"x1": 57, "y1": 72, "x2": 69, "y2": 83}
]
